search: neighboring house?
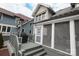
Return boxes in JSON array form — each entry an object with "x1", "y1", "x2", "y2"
[
  {"x1": 21, "y1": 19, "x2": 34, "y2": 42},
  {"x1": 21, "y1": 19, "x2": 34, "y2": 35},
  {"x1": 32, "y1": 3, "x2": 79, "y2": 56},
  {"x1": 15, "y1": 13, "x2": 31, "y2": 36},
  {"x1": 0, "y1": 8, "x2": 17, "y2": 36},
  {"x1": 0, "y1": 7, "x2": 31, "y2": 37}
]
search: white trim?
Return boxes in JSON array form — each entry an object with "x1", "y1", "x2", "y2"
[
  {"x1": 1, "y1": 25, "x2": 2, "y2": 32},
  {"x1": 41, "y1": 25, "x2": 43, "y2": 45},
  {"x1": 36, "y1": 14, "x2": 79, "y2": 25},
  {"x1": 35, "y1": 25, "x2": 43, "y2": 45},
  {"x1": 51, "y1": 23, "x2": 55, "y2": 48},
  {"x1": 6, "y1": 26, "x2": 8, "y2": 32},
  {"x1": 70, "y1": 20, "x2": 76, "y2": 56},
  {"x1": 0, "y1": 23, "x2": 16, "y2": 28}
]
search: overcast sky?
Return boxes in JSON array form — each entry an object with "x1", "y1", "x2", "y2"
[{"x1": 0, "y1": 3, "x2": 70, "y2": 17}]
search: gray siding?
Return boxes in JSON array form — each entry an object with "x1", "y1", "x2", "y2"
[
  {"x1": 22, "y1": 20, "x2": 34, "y2": 35},
  {"x1": 0, "y1": 14, "x2": 16, "y2": 26}
]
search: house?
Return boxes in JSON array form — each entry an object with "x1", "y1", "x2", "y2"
[
  {"x1": 21, "y1": 18, "x2": 34, "y2": 42},
  {"x1": 32, "y1": 3, "x2": 79, "y2": 56},
  {"x1": 0, "y1": 7, "x2": 31, "y2": 40},
  {"x1": 0, "y1": 8, "x2": 17, "y2": 36},
  {"x1": 15, "y1": 13, "x2": 31, "y2": 37}
]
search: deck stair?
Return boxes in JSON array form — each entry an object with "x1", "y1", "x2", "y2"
[{"x1": 19, "y1": 42, "x2": 47, "y2": 56}]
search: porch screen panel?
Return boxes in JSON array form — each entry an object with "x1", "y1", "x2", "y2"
[
  {"x1": 75, "y1": 20, "x2": 79, "y2": 56},
  {"x1": 54, "y1": 21, "x2": 70, "y2": 53},
  {"x1": 43, "y1": 24, "x2": 52, "y2": 47}
]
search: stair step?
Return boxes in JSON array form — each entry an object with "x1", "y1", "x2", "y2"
[
  {"x1": 33, "y1": 51, "x2": 47, "y2": 56},
  {"x1": 22, "y1": 45, "x2": 42, "y2": 55},
  {"x1": 24, "y1": 48, "x2": 44, "y2": 56}
]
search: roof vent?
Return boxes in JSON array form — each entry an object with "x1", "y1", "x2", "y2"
[{"x1": 71, "y1": 3, "x2": 76, "y2": 8}]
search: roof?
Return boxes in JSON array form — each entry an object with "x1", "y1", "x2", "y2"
[
  {"x1": 15, "y1": 13, "x2": 31, "y2": 21},
  {"x1": 22, "y1": 18, "x2": 34, "y2": 26},
  {"x1": 0, "y1": 8, "x2": 15, "y2": 17},
  {"x1": 32, "y1": 3, "x2": 55, "y2": 17},
  {"x1": 34, "y1": 6, "x2": 79, "y2": 24},
  {"x1": 0, "y1": 7, "x2": 31, "y2": 21},
  {"x1": 52, "y1": 6, "x2": 79, "y2": 18}
]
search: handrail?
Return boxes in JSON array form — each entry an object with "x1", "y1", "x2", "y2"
[{"x1": 9, "y1": 34, "x2": 22, "y2": 56}]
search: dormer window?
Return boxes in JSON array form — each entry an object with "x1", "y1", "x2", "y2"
[
  {"x1": 35, "y1": 11, "x2": 46, "y2": 22},
  {"x1": 42, "y1": 12, "x2": 46, "y2": 20}
]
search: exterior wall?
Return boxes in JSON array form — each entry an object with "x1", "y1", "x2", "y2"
[
  {"x1": 34, "y1": 15, "x2": 79, "y2": 56},
  {"x1": 0, "y1": 14, "x2": 16, "y2": 34},
  {"x1": 0, "y1": 14, "x2": 16, "y2": 26},
  {"x1": 22, "y1": 20, "x2": 34, "y2": 35}
]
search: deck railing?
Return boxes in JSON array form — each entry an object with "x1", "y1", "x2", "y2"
[{"x1": 9, "y1": 34, "x2": 22, "y2": 56}]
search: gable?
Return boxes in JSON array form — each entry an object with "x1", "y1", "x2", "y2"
[{"x1": 35, "y1": 6, "x2": 48, "y2": 16}]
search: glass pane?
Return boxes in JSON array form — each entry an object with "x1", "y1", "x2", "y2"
[
  {"x1": 36, "y1": 27, "x2": 41, "y2": 35},
  {"x1": 2, "y1": 26, "x2": 6, "y2": 32},
  {"x1": 36, "y1": 26, "x2": 41, "y2": 43},
  {"x1": 36, "y1": 36, "x2": 41, "y2": 42},
  {"x1": 75, "y1": 20, "x2": 79, "y2": 56},
  {"x1": 7, "y1": 27, "x2": 11, "y2": 32},
  {"x1": 54, "y1": 21, "x2": 70, "y2": 53}
]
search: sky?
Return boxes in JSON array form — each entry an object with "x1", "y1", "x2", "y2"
[{"x1": 0, "y1": 3, "x2": 70, "y2": 18}]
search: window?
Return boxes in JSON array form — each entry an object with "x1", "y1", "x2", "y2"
[
  {"x1": 39, "y1": 14, "x2": 41, "y2": 21},
  {"x1": 36, "y1": 27, "x2": 41, "y2": 43},
  {"x1": 7, "y1": 27, "x2": 11, "y2": 32},
  {"x1": 30, "y1": 23, "x2": 32, "y2": 26},
  {"x1": 42, "y1": 12, "x2": 46, "y2": 20},
  {"x1": 29, "y1": 30, "x2": 31, "y2": 34},
  {"x1": 37, "y1": 28, "x2": 41, "y2": 35},
  {"x1": 2, "y1": 26, "x2": 6, "y2": 32},
  {"x1": 54, "y1": 21, "x2": 70, "y2": 53}
]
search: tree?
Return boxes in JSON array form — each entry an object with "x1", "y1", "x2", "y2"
[{"x1": 0, "y1": 33, "x2": 4, "y2": 48}]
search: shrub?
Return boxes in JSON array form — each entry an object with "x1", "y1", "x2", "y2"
[{"x1": 0, "y1": 33, "x2": 4, "y2": 48}]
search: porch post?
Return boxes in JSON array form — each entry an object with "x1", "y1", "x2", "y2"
[
  {"x1": 70, "y1": 20, "x2": 76, "y2": 56},
  {"x1": 51, "y1": 23, "x2": 55, "y2": 48},
  {"x1": 41, "y1": 25, "x2": 43, "y2": 45},
  {"x1": 34, "y1": 26, "x2": 36, "y2": 43}
]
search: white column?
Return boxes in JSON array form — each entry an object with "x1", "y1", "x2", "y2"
[
  {"x1": 51, "y1": 23, "x2": 55, "y2": 48},
  {"x1": 41, "y1": 25, "x2": 43, "y2": 45},
  {"x1": 70, "y1": 20, "x2": 76, "y2": 56},
  {"x1": 6, "y1": 26, "x2": 8, "y2": 32},
  {"x1": 34, "y1": 26, "x2": 37, "y2": 43},
  {"x1": 1, "y1": 25, "x2": 3, "y2": 32}
]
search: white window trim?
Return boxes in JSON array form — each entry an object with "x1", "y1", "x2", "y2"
[
  {"x1": 0, "y1": 23, "x2": 16, "y2": 28},
  {"x1": 35, "y1": 25, "x2": 43, "y2": 45}
]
